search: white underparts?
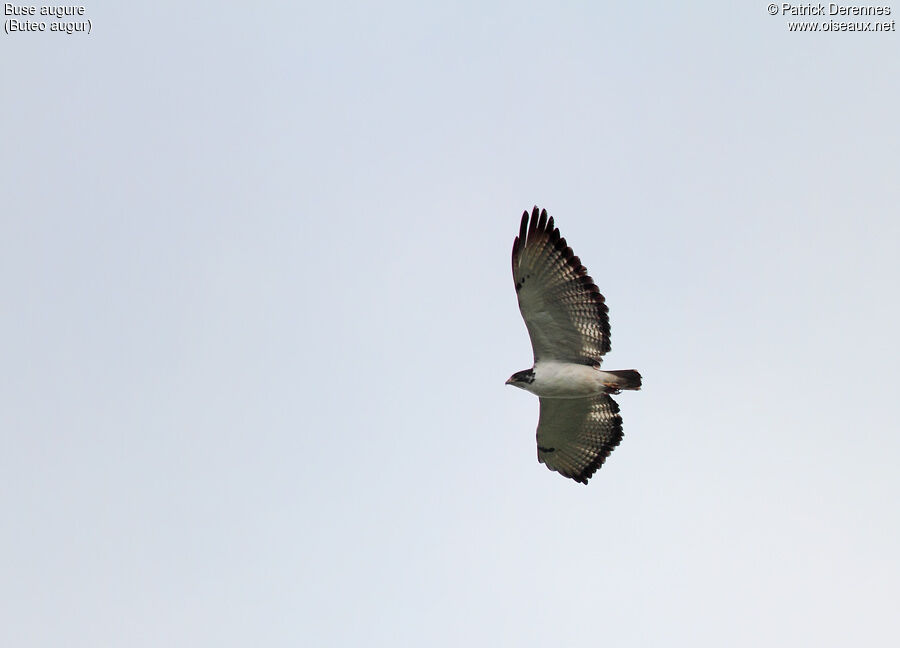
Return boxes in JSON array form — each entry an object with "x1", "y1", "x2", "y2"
[{"x1": 519, "y1": 361, "x2": 617, "y2": 398}]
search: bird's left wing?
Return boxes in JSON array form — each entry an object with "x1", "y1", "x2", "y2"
[
  {"x1": 536, "y1": 394, "x2": 623, "y2": 484},
  {"x1": 511, "y1": 207, "x2": 611, "y2": 364}
]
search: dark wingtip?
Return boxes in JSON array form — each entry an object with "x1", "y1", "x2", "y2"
[
  {"x1": 527, "y1": 207, "x2": 539, "y2": 240},
  {"x1": 537, "y1": 208, "x2": 548, "y2": 233},
  {"x1": 512, "y1": 211, "x2": 529, "y2": 268}
]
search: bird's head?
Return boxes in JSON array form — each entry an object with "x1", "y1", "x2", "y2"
[{"x1": 505, "y1": 368, "x2": 535, "y2": 390}]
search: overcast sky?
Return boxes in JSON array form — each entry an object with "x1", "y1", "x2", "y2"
[{"x1": 2, "y1": 2, "x2": 899, "y2": 646}]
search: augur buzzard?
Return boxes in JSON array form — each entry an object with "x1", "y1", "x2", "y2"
[{"x1": 506, "y1": 207, "x2": 642, "y2": 484}]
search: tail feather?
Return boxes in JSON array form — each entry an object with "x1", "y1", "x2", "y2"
[{"x1": 605, "y1": 369, "x2": 642, "y2": 391}]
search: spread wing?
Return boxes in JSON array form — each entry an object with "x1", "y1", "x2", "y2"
[
  {"x1": 536, "y1": 395, "x2": 623, "y2": 484},
  {"x1": 511, "y1": 207, "x2": 610, "y2": 364}
]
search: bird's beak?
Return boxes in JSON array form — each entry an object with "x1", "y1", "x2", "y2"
[{"x1": 505, "y1": 377, "x2": 513, "y2": 385}]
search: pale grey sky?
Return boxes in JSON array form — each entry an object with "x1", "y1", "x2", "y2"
[{"x1": 2, "y1": 2, "x2": 899, "y2": 646}]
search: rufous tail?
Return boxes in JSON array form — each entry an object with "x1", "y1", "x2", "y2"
[{"x1": 605, "y1": 369, "x2": 642, "y2": 391}]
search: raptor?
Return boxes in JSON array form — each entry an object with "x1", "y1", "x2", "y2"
[{"x1": 507, "y1": 207, "x2": 642, "y2": 484}]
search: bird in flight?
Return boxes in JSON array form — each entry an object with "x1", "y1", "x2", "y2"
[{"x1": 507, "y1": 207, "x2": 642, "y2": 484}]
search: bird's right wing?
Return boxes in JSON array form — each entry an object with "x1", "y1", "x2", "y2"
[
  {"x1": 511, "y1": 207, "x2": 611, "y2": 364},
  {"x1": 536, "y1": 394, "x2": 623, "y2": 484}
]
